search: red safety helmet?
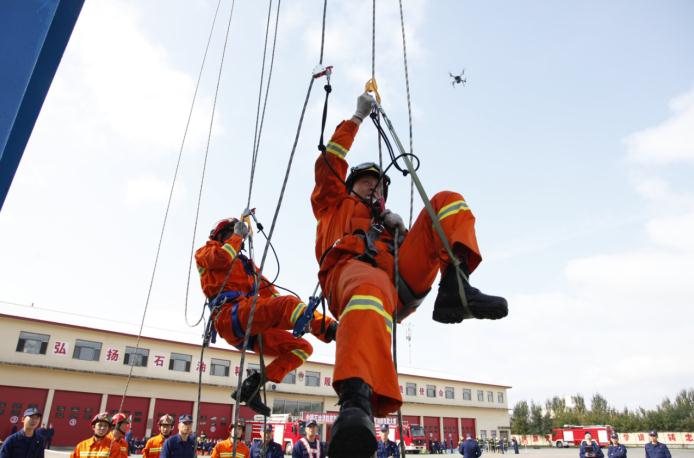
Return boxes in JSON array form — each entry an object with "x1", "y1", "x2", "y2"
[
  {"x1": 91, "y1": 412, "x2": 112, "y2": 426},
  {"x1": 111, "y1": 412, "x2": 130, "y2": 427},
  {"x1": 158, "y1": 414, "x2": 175, "y2": 426},
  {"x1": 209, "y1": 218, "x2": 239, "y2": 241},
  {"x1": 345, "y1": 162, "x2": 390, "y2": 201}
]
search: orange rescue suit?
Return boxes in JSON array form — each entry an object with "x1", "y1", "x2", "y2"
[
  {"x1": 211, "y1": 438, "x2": 250, "y2": 458},
  {"x1": 70, "y1": 436, "x2": 115, "y2": 458},
  {"x1": 107, "y1": 433, "x2": 128, "y2": 458},
  {"x1": 143, "y1": 434, "x2": 167, "y2": 458},
  {"x1": 196, "y1": 233, "x2": 336, "y2": 383},
  {"x1": 311, "y1": 120, "x2": 482, "y2": 416}
]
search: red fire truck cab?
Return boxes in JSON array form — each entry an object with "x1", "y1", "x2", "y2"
[{"x1": 552, "y1": 425, "x2": 614, "y2": 448}]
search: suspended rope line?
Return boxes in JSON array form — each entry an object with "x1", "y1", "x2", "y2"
[
  {"x1": 118, "y1": 0, "x2": 226, "y2": 412},
  {"x1": 247, "y1": 0, "x2": 282, "y2": 208},
  {"x1": 397, "y1": 0, "x2": 416, "y2": 229},
  {"x1": 372, "y1": 0, "x2": 383, "y2": 171},
  {"x1": 183, "y1": 0, "x2": 238, "y2": 329},
  {"x1": 393, "y1": 228, "x2": 407, "y2": 458},
  {"x1": 232, "y1": 0, "x2": 328, "y2": 452}
]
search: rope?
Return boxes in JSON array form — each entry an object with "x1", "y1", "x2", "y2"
[
  {"x1": 397, "y1": 0, "x2": 416, "y2": 228},
  {"x1": 232, "y1": 2, "x2": 327, "y2": 453},
  {"x1": 372, "y1": 0, "x2": 383, "y2": 171},
  {"x1": 118, "y1": 0, "x2": 226, "y2": 412},
  {"x1": 247, "y1": 0, "x2": 282, "y2": 208},
  {"x1": 392, "y1": 228, "x2": 407, "y2": 457},
  {"x1": 184, "y1": 0, "x2": 237, "y2": 328}
]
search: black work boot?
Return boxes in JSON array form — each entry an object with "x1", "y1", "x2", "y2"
[
  {"x1": 433, "y1": 264, "x2": 508, "y2": 323},
  {"x1": 328, "y1": 378, "x2": 377, "y2": 458},
  {"x1": 247, "y1": 391, "x2": 271, "y2": 417},
  {"x1": 231, "y1": 370, "x2": 263, "y2": 403}
]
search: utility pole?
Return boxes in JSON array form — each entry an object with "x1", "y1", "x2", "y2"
[{"x1": 406, "y1": 323, "x2": 412, "y2": 365}]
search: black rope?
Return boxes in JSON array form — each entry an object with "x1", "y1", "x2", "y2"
[
  {"x1": 247, "y1": 0, "x2": 282, "y2": 208},
  {"x1": 184, "y1": 0, "x2": 237, "y2": 328},
  {"x1": 371, "y1": 0, "x2": 383, "y2": 171},
  {"x1": 119, "y1": 0, "x2": 226, "y2": 413},
  {"x1": 393, "y1": 228, "x2": 407, "y2": 457},
  {"x1": 397, "y1": 0, "x2": 416, "y2": 229}
]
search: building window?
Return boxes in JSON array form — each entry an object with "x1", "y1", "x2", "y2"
[
  {"x1": 272, "y1": 399, "x2": 323, "y2": 415},
  {"x1": 73, "y1": 339, "x2": 102, "y2": 361},
  {"x1": 124, "y1": 346, "x2": 149, "y2": 367},
  {"x1": 480, "y1": 430, "x2": 487, "y2": 440},
  {"x1": 210, "y1": 358, "x2": 230, "y2": 377},
  {"x1": 426, "y1": 385, "x2": 436, "y2": 398},
  {"x1": 16, "y1": 331, "x2": 49, "y2": 355},
  {"x1": 247, "y1": 363, "x2": 260, "y2": 373},
  {"x1": 445, "y1": 387, "x2": 455, "y2": 399},
  {"x1": 305, "y1": 371, "x2": 320, "y2": 387},
  {"x1": 463, "y1": 389, "x2": 472, "y2": 400},
  {"x1": 487, "y1": 391, "x2": 494, "y2": 402},
  {"x1": 491, "y1": 430, "x2": 498, "y2": 439},
  {"x1": 169, "y1": 352, "x2": 191, "y2": 372},
  {"x1": 282, "y1": 371, "x2": 296, "y2": 384},
  {"x1": 477, "y1": 390, "x2": 484, "y2": 401},
  {"x1": 497, "y1": 392, "x2": 504, "y2": 403},
  {"x1": 406, "y1": 383, "x2": 416, "y2": 396}
]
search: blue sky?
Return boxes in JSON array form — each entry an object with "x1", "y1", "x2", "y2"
[{"x1": 1, "y1": 0, "x2": 693, "y2": 411}]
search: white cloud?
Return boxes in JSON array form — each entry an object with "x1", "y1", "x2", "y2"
[{"x1": 625, "y1": 85, "x2": 694, "y2": 164}]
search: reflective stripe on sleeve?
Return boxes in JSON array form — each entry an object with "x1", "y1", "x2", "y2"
[{"x1": 436, "y1": 199, "x2": 469, "y2": 223}]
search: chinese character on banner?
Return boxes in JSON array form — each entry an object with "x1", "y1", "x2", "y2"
[
  {"x1": 638, "y1": 434, "x2": 645, "y2": 441},
  {"x1": 438, "y1": 390, "x2": 443, "y2": 397},
  {"x1": 684, "y1": 433, "x2": 693, "y2": 442},
  {"x1": 532, "y1": 435, "x2": 538, "y2": 443},
  {"x1": 667, "y1": 433, "x2": 676, "y2": 442},
  {"x1": 53, "y1": 341, "x2": 67, "y2": 355},
  {"x1": 106, "y1": 348, "x2": 119, "y2": 362},
  {"x1": 196, "y1": 361, "x2": 206, "y2": 373},
  {"x1": 234, "y1": 366, "x2": 240, "y2": 375},
  {"x1": 624, "y1": 434, "x2": 630, "y2": 441},
  {"x1": 399, "y1": 385, "x2": 403, "y2": 393},
  {"x1": 324, "y1": 377, "x2": 331, "y2": 386},
  {"x1": 154, "y1": 355, "x2": 165, "y2": 367},
  {"x1": 419, "y1": 388, "x2": 424, "y2": 395}
]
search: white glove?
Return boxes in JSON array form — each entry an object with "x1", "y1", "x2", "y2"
[
  {"x1": 353, "y1": 92, "x2": 375, "y2": 121},
  {"x1": 380, "y1": 210, "x2": 406, "y2": 234},
  {"x1": 233, "y1": 221, "x2": 249, "y2": 237}
]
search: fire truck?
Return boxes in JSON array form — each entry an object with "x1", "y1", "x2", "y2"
[
  {"x1": 552, "y1": 425, "x2": 614, "y2": 448},
  {"x1": 246, "y1": 413, "x2": 426, "y2": 454}
]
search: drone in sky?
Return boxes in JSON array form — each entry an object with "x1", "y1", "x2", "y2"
[{"x1": 449, "y1": 69, "x2": 467, "y2": 87}]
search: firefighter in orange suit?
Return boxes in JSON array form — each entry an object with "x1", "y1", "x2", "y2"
[
  {"x1": 143, "y1": 415, "x2": 174, "y2": 458},
  {"x1": 196, "y1": 217, "x2": 338, "y2": 416},
  {"x1": 108, "y1": 413, "x2": 129, "y2": 458},
  {"x1": 71, "y1": 412, "x2": 114, "y2": 458},
  {"x1": 211, "y1": 420, "x2": 250, "y2": 458},
  {"x1": 313, "y1": 93, "x2": 508, "y2": 457}
]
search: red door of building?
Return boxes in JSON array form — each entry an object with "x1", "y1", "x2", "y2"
[
  {"x1": 105, "y1": 395, "x2": 149, "y2": 439},
  {"x1": 0, "y1": 386, "x2": 48, "y2": 439},
  {"x1": 402, "y1": 415, "x2": 420, "y2": 427},
  {"x1": 423, "y1": 416, "x2": 440, "y2": 447},
  {"x1": 197, "y1": 402, "x2": 232, "y2": 440},
  {"x1": 49, "y1": 390, "x2": 102, "y2": 447},
  {"x1": 152, "y1": 398, "x2": 194, "y2": 435},
  {"x1": 461, "y1": 418, "x2": 476, "y2": 438},
  {"x1": 443, "y1": 417, "x2": 460, "y2": 449}
]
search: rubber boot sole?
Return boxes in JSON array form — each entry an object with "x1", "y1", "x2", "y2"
[{"x1": 327, "y1": 407, "x2": 377, "y2": 458}]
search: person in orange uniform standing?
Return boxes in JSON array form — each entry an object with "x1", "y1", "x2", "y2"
[
  {"x1": 312, "y1": 93, "x2": 508, "y2": 457},
  {"x1": 196, "y1": 217, "x2": 338, "y2": 416},
  {"x1": 211, "y1": 420, "x2": 250, "y2": 458},
  {"x1": 108, "y1": 413, "x2": 129, "y2": 458},
  {"x1": 143, "y1": 415, "x2": 174, "y2": 458},
  {"x1": 70, "y1": 413, "x2": 114, "y2": 458}
]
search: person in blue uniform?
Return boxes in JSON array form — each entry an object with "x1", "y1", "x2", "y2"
[
  {"x1": 511, "y1": 437, "x2": 519, "y2": 455},
  {"x1": 645, "y1": 431, "x2": 671, "y2": 458},
  {"x1": 0, "y1": 408, "x2": 45, "y2": 458},
  {"x1": 161, "y1": 415, "x2": 196, "y2": 458},
  {"x1": 250, "y1": 424, "x2": 283, "y2": 458},
  {"x1": 579, "y1": 432, "x2": 604, "y2": 458},
  {"x1": 607, "y1": 433, "x2": 626, "y2": 458},
  {"x1": 376, "y1": 424, "x2": 399, "y2": 458},
  {"x1": 291, "y1": 420, "x2": 325, "y2": 458},
  {"x1": 459, "y1": 433, "x2": 482, "y2": 458}
]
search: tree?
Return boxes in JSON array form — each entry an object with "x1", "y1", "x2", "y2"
[
  {"x1": 511, "y1": 401, "x2": 530, "y2": 434},
  {"x1": 530, "y1": 402, "x2": 545, "y2": 434}
]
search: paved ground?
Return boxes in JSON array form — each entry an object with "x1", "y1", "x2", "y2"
[{"x1": 46, "y1": 447, "x2": 694, "y2": 457}]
